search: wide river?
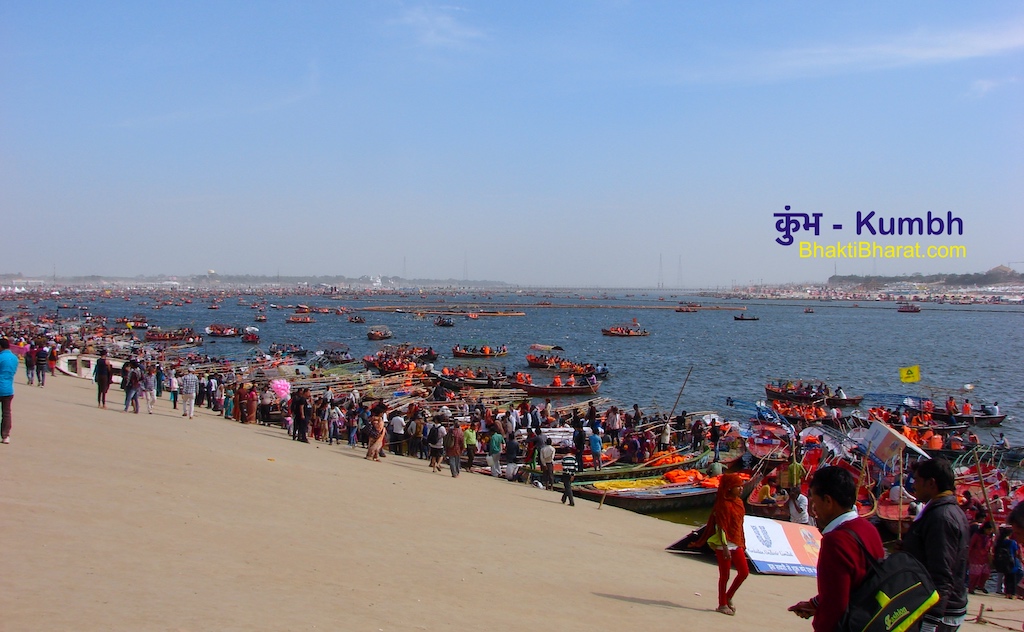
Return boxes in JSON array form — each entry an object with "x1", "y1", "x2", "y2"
[{"x1": 48, "y1": 290, "x2": 1024, "y2": 524}]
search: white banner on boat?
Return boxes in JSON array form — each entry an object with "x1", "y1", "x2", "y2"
[
  {"x1": 862, "y1": 420, "x2": 930, "y2": 464},
  {"x1": 743, "y1": 515, "x2": 821, "y2": 577}
]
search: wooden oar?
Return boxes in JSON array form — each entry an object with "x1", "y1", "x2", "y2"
[{"x1": 668, "y1": 366, "x2": 694, "y2": 421}]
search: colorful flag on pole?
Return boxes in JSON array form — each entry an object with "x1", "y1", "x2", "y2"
[{"x1": 899, "y1": 365, "x2": 921, "y2": 383}]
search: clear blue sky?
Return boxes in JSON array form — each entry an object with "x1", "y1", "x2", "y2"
[{"x1": 2, "y1": 2, "x2": 1022, "y2": 287}]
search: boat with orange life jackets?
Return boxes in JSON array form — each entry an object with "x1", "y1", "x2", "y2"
[
  {"x1": 601, "y1": 318, "x2": 649, "y2": 337},
  {"x1": 765, "y1": 380, "x2": 864, "y2": 408},
  {"x1": 451, "y1": 343, "x2": 507, "y2": 358}
]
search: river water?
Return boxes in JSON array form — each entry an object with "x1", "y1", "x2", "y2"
[{"x1": 57, "y1": 290, "x2": 1024, "y2": 525}]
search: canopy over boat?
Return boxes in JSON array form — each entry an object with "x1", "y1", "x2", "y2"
[{"x1": 529, "y1": 343, "x2": 564, "y2": 351}]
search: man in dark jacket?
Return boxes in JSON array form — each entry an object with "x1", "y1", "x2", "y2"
[{"x1": 902, "y1": 458, "x2": 969, "y2": 632}]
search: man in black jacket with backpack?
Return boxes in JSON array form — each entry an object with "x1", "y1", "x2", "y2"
[{"x1": 902, "y1": 458, "x2": 970, "y2": 632}]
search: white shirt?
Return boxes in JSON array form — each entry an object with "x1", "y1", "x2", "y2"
[
  {"x1": 430, "y1": 424, "x2": 446, "y2": 449},
  {"x1": 788, "y1": 492, "x2": 811, "y2": 524},
  {"x1": 390, "y1": 415, "x2": 406, "y2": 433},
  {"x1": 821, "y1": 509, "x2": 859, "y2": 534}
]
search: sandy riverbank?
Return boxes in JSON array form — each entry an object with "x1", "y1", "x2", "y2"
[{"x1": 1, "y1": 375, "x2": 1012, "y2": 631}]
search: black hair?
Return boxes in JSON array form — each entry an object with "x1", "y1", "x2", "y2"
[
  {"x1": 808, "y1": 466, "x2": 857, "y2": 509},
  {"x1": 913, "y1": 458, "x2": 955, "y2": 493}
]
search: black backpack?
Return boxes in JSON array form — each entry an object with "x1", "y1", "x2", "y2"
[
  {"x1": 838, "y1": 528, "x2": 940, "y2": 632},
  {"x1": 427, "y1": 424, "x2": 440, "y2": 445},
  {"x1": 994, "y1": 540, "x2": 1015, "y2": 574}
]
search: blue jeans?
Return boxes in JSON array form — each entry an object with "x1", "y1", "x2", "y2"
[{"x1": 124, "y1": 388, "x2": 139, "y2": 412}]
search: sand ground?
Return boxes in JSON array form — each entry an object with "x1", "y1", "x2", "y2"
[{"x1": 1, "y1": 374, "x2": 1014, "y2": 631}]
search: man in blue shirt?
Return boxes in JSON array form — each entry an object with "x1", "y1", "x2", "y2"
[{"x1": 0, "y1": 338, "x2": 20, "y2": 444}]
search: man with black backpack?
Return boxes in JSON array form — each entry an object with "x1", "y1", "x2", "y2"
[
  {"x1": 902, "y1": 459, "x2": 970, "y2": 632},
  {"x1": 789, "y1": 466, "x2": 886, "y2": 631}
]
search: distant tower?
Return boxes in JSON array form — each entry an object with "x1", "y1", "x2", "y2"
[
  {"x1": 403, "y1": 256, "x2": 407, "y2": 279},
  {"x1": 676, "y1": 255, "x2": 683, "y2": 289},
  {"x1": 657, "y1": 254, "x2": 664, "y2": 289},
  {"x1": 463, "y1": 252, "x2": 468, "y2": 284}
]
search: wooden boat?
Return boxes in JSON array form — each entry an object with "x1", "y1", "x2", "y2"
[
  {"x1": 601, "y1": 320, "x2": 649, "y2": 336},
  {"x1": 897, "y1": 302, "x2": 921, "y2": 313},
  {"x1": 268, "y1": 343, "x2": 307, "y2": 357},
  {"x1": 434, "y1": 316, "x2": 455, "y2": 327},
  {"x1": 205, "y1": 324, "x2": 241, "y2": 337},
  {"x1": 765, "y1": 383, "x2": 863, "y2": 408},
  {"x1": 115, "y1": 314, "x2": 150, "y2": 329},
  {"x1": 254, "y1": 314, "x2": 267, "y2": 322},
  {"x1": 876, "y1": 496, "x2": 915, "y2": 535},
  {"x1": 955, "y1": 460, "x2": 1019, "y2": 509},
  {"x1": 428, "y1": 369, "x2": 512, "y2": 391},
  {"x1": 285, "y1": 315, "x2": 315, "y2": 324},
  {"x1": 746, "y1": 424, "x2": 792, "y2": 462},
  {"x1": 904, "y1": 406, "x2": 1005, "y2": 428},
  {"x1": 348, "y1": 315, "x2": 366, "y2": 323},
  {"x1": 511, "y1": 379, "x2": 599, "y2": 397},
  {"x1": 675, "y1": 306, "x2": 698, "y2": 313},
  {"x1": 804, "y1": 307, "x2": 814, "y2": 314},
  {"x1": 56, "y1": 352, "x2": 126, "y2": 385},
  {"x1": 575, "y1": 470, "x2": 759, "y2": 514},
  {"x1": 574, "y1": 480, "x2": 719, "y2": 512},
  {"x1": 733, "y1": 314, "x2": 759, "y2": 321},
  {"x1": 528, "y1": 449, "x2": 712, "y2": 484},
  {"x1": 451, "y1": 344, "x2": 507, "y2": 358},
  {"x1": 746, "y1": 471, "x2": 876, "y2": 521},
  {"x1": 367, "y1": 326, "x2": 393, "y2": 341},
  {"x1": 145, "y1": 327, "x2": 201, "y2": 343}
]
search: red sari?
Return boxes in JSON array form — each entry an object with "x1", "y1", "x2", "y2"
[{"x1": 695, "y1": 473, "x2": 749, "y2": 610}]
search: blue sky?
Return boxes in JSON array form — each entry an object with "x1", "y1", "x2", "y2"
[{"x1": 2, "y1": 2, "x2": 1022, "y2": 287}]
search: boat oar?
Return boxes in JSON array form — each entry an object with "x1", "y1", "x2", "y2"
[
  {"x1": 971, "y1": 447, "x2": 997, "y2": 554},
  {"x1": 668, "y1": 366, "x2": 694, "y2": 421}
]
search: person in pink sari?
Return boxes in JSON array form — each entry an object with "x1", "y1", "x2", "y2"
[{"x1": 968, "y1": 521, "x2": 996, "y2": 594}]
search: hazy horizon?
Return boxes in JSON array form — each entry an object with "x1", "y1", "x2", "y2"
[{"x1": 3, "y1": 3, "x2": 1022, "y2": 286}]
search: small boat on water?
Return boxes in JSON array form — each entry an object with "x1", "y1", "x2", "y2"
[
  {"x1": 367, "y1": 326, "x2": 393, "y2": 341},
  {"x1": 205, "y1": 324, "x2": 241, "y2": 337},
  {"x1": 241, "y1": 332, "x2": 260, "y2": 344},
  {"x1": 451, "y1": 343, "x2": 507, "y2": 358},
  {"x1": 268, "y1": 342, "x2": 308, "y2": 357},
  {"x1": 511, "y1": 378, "x2": 600, "y2": 397},
  {"x1": 765, "y1": 381, "x2": 864, "y2": 408},
  {"x1": 286, "y1": 315, "x2": 315, "y2": 324},
  {"x1": 254, "y1": 314, "x2": 267, "y2": 322},
  {"x1": 348, "y1": 315, "x2": 366, "y2": 324},
  {"x1": 734, "y1": 314, "x2": 759, "y2": 321},
  {"x1": 428, "y1": 369, "x2": 512, "y2": 391},
  {"x1": 746, "y1": 424, "x2": 793, "y2": 462},
  {"x1": 434, "y1": 316, "x2": 455, "y2": 327},
  {"x1": 145, "y1": 327, "x2": 201, "y2": 343},
  {"x1": 804, "y1": 307, "x2": 814, "y2": 314},
  {"x1": 601, "y1": 319, "x2": 649, "y2": 337},
  {"x1": 897, "y1": 302, "x2": 921, "y2": 313},
  {"x1": 675, "y1": 306, "x2": 698, "y2": 313}
]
